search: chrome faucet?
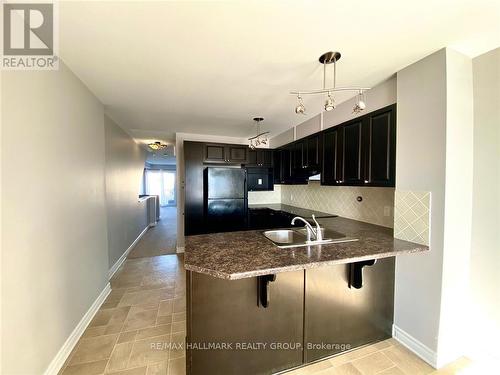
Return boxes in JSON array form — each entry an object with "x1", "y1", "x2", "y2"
[
  {"x1": 291, "y1": 214, "x2": 323, "y2": 242},
  {"x1": 311, "y1": 214, "x2": 323, "y2": 241}
]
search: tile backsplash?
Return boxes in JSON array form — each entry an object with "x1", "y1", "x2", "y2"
[
  {"x1": 248, "y1": 182, "x2": 395, "y2": 228},
  {"x1": 281, "y1": 182, "x2": 395, "y2": 228},
  {"x1": 394, "y1": 190, "x2": 431, "y2": 246},
  {"x1": 248, "y1": 185, "x2": 281, "y2": 204}
]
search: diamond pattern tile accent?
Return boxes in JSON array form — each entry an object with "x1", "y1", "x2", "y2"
[
  {"x1": 394, "y1": 190, "x2": 431, "y2": 246},
  {"x1": 281, "y1": 182, "x2": 395, "y2": 228},
  {"x1": 248, "y1": 185, "x2": 281, "y2": 204}
]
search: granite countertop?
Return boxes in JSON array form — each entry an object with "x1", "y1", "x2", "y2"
[
  {"x1": 184, "y1": 216, "x2": 429, "y2": 280},
  {"x1": 248, "y1": 203, "x2": 336, "y2": 219}
]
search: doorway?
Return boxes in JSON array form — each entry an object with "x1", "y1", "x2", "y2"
[{"x1": 145, "y1": 169, "x2": 176, "y2": 207}]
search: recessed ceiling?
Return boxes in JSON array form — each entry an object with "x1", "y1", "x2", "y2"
[{"x1": 59, "y1": 1, "x2": 500, "y2": 143}]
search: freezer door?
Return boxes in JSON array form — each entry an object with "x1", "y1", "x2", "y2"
[
  {"x1": 206, "y1": 199, "x2": 247, "y2": 232},
  {"x1": 207, "y1": 167, "x2": 246, "y2": 199}
]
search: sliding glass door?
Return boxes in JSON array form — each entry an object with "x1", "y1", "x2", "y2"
[{"x1": 145, "y1": 169, "x2": 176, "y2": 207}]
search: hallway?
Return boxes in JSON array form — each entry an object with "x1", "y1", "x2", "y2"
[
  {"x1": 128, "y1": 207, "x2": 177, "y2": 258},
  {"x1": 60, "y1": 254, "x2": 186, "y2": 375}
]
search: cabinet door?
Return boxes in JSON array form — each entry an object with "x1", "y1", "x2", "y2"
[
  {"x1": 227, "y1": 145, "x2": 248, "y2": 163},
  {"x1": 322, "y1": 127, "x2": 343, "y2": 185},
  {"x1": 204, "y1": 143, "x2": 227, "y2": 163},
  {"x1": 273, "y1": 150, "x2": 283, "y2": 183},
  {"x1": 188, "y1": 270, "x2": 304, "y2": 375},
  {"x1": 247, "y1": 150, "x2": 258, "y2": 166},
  {"x1": 363, "y1": 106, "x2": 396, "y2": 187},
  {"x1": 292, "y1": 140, "x2": 305, "y2": 170},
  {"x1": 258, "y1": 149, "x2": 273, "y2": 167},
  {"x1": 281, "y1": 147, "x2": 293, "y2": 183},
  {"x1": 342, "y1": 120, "x2": 364, "y2": 184},
  {"x1": 306, "y1": 134, "x2": 320, "y2": 170},
  {"x1": 184, "y1": 142, "x2": 205, "y2": 235},
  {"x1": 304, "y1": 258, "x2": 395, "y2": 363}
]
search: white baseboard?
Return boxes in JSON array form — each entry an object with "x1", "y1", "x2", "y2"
[
  {"x1": 44, "y1": 283, "x2": 111, "y2": 375},
  {"x1": 176, "y1": 246, "x2": 185, "y2": 253},
  {"x1": 392, "y1": 324, "x2": 437, "y2": 368},
  {"x1": 108, "y1": 225, "x2": 150, "y2": 280}
]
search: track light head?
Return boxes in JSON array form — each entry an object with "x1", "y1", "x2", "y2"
[
  {"x1": 295, "y1": 95, "x2": 306, "y2": 114},
  {"x1": 353, "y1": 91, "x2": 367, "y2": 114},
  {"x1": 324, "y1": 93, "x2": 335, "y2": 111}
]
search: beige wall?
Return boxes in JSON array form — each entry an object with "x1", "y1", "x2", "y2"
[
  {"x1": 1, "y1": 63, "x2": 109, "y2": 374},
  {"x1": 469, "y1": 47, "x2": 500, "y2": 358},
  {"x1": 104, "y1": 115, "x2": 148, "y2": 269}
]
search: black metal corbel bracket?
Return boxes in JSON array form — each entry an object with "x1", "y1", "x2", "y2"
[
  {"x1": 257, "y1": 274, "x2": 277, "y2": 308},
  {"x1": 349, "y1": 259, "x2": 376, "y2": 289}
]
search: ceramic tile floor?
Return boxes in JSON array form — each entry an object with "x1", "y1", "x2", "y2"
[{"x1": 59, "y1": 254, "x2": 473, "y2": 375}]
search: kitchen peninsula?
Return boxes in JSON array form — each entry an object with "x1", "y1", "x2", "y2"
[{"x1": 184, "y1": 214, "x2": 428, "y2": 375}]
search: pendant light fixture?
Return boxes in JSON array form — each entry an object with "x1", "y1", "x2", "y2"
[
  {"x1": 248, "y1": 117, "x2": 269, "y2": 150},
  {"x1": 290, "y1": 51, "x2": 370, "y2": 114}
]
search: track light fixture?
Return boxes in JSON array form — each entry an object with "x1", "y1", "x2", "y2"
[
  {"x1": 290, "y1": 51, "x2": 370, "y2": 115},
  {"x1": 248, "y1": 117, "x2": 269, "y2": 150}
]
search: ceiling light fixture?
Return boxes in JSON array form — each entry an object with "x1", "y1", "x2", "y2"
[
  {"x1": 148, "y1": 141, "x2": 168, "y2": 151},
  {"x1": 290, "y1": 51, "x2": 370, "y2": 115},
  {"x1": 248, "y1": 117, "x2": 269, "y2": 150}
]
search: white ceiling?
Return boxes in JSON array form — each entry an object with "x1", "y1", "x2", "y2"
[{"x1": 59, "y1": 1, "x2": 500, "y2": 144}]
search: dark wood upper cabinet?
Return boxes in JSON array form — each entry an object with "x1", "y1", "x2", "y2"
[
  {"x1": 227, "y1": 145, "x2": 248, "y2": 163},
  {"x1": 203, "y1": 143, "x2": 248, "y2": 164},
  {"x1": 320, "y1": 104, "x2": 396, "y2": 187},
  {"x1": 306, "y1": 135, "x2": 320, "y2": 170},
  {"x1": 247, "y1": 149, "x2": 273, "y2": 167},
  {"x1": 321, "y1": 127, "x2": 343, "y2": 185},
  {"x1": 363, "y1": 106, "x2": 396, "y2": 186},
  {"x1": 273, "y1": 150, "x2": 283, "y2": 184},
  {"x1": 292, "y1": 140, "x2": 305, "y2": 171},
  {"x1": 281, "y1": 146, "x2": 293, "y2": 183},
  {"x1": 204, "y1": 143, "x2": 227, "y2": 163},
  {"x1": 342, "y1": 120, "x2": 364, "y2": 185}
]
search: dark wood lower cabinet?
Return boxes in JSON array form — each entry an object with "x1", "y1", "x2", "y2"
[
  {"x1": 186, "y1": 258, "x2": 395, "y2": 374},
  {"x1": 187, "y1": 270, "x2": 304, "y2": 375},
  {"x1": 304, "y1": 257, "x2": 395, "y2": 362}
]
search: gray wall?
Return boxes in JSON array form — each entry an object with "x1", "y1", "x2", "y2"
[
  {"x1": 395, "y1": 48, "x2": 474, "y2": 366},
  {"x1": 469, "y1": 47, "x2": 500, "y2": 357},
  {"x1": 1, "y1": 62, "x2": 109, "y2": 374},
  {"x1": 104, "y1": 115, "x2": 148, "y2": 269},
  {"x1": 395, "y1": 50, "x2": 447, "y2": 355}
]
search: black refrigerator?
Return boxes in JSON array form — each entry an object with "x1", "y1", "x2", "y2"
[{"x1": 205, "y1": 167, "x2": 247, "y2": 233}]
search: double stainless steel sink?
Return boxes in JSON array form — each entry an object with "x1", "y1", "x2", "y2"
[{"x1": 263, "y1": 228, "x2": 358, "y2": 248}]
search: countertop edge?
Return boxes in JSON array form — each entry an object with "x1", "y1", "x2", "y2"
[{"x1": 184, "y1": 246, "x2": 428, "y2": 280}]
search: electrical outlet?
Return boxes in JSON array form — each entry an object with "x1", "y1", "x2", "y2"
[{"x1": 384, "y1": 206, "x2": 391, "y2": 217}]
